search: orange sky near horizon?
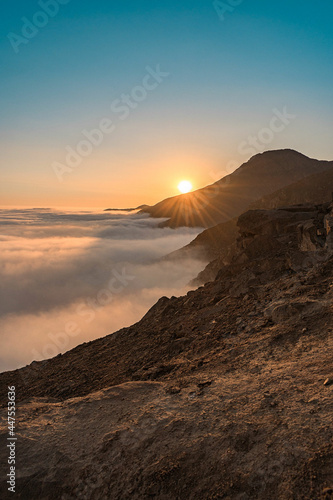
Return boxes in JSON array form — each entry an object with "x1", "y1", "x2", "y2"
[{"x1": 0, "y1": 145, "x2": 227, "y2": 208}]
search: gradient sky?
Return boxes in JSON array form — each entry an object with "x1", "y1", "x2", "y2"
[{"x1": 1, "y1": 0, "x2": 333, "y2": 207}]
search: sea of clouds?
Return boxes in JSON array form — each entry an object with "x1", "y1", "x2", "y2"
[{"x1": 0, "y1": 208, "x2": 206, "y2": 372}]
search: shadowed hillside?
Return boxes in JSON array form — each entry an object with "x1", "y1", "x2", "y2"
[
  {"x1": 169, "y1": 162, "x2": 333, "y2": 272},
  {"x1": 250, "y1": 165, "x2": 333, "y2": 210}
]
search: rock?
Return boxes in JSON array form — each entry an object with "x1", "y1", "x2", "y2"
[
  {"x1": 298, "y1": 220, "x2": 322, "y2": 251},
  {"x1": 165, "y1": 386, "x2": 181, "y2": 395},
  {"x1": 324, "y1": 378, "x2": 333, "y2": 386},
  {"x1": 264, "y1": 299, "x2": 321, "y2": 324},
  {"x1": 197, "y1": 381, "x2": 213, "y2": 389}
]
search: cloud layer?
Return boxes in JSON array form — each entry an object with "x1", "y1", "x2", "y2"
[{"x1": 0, "y1": 209, "x2": 205, "y2": 372}]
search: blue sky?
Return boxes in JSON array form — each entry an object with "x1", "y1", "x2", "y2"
[{"x1": 1, "y1": 0, "x2": 333, "y2": 207}]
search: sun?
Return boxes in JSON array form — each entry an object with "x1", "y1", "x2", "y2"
[{"x1": 178, "y1": 180, "x2": 193, "y2": 194}]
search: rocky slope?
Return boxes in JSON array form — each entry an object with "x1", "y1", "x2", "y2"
[
  {"x1": 141, "y1": 150, "x2": 333, "y2": 228},
  {"x1": 169, "y1": 164, "x2": 333, "y2": 274},
  {"x1": 1, "y1": 203, "x2": 333, "y2": 499}
]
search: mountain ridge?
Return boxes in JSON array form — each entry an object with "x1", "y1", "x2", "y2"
[
  {"x1": 141, "y1": 149, "x2": 333, "y2": 228},
  {"x1": 169, "y1": 162, "x2": 333, "y2": 277}
]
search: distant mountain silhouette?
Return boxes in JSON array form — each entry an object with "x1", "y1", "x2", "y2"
[
  {"x1": 141, "y1": 150, "x2": 333, "y2": 228},
  {"x1": 104, "y1": 205, "x2": 149, "y2": 212}
]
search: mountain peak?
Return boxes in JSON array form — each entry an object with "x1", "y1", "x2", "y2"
[
  {"x1": 249, "y1": 148, "x2": 308, "y2": 160},
  {"x1": 141, "y1": 150, "x2": 333, "y2": 228}
]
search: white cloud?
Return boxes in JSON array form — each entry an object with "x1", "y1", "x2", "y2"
[{"x1": 0, "y1": 209, "x2": 205, "y2": 371}]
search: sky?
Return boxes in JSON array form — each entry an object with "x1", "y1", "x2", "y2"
[{"x1": 1, "y1": 0, "x2": 333, "y2": 208}]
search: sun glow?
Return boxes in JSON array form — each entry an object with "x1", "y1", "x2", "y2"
[{"x1": 178, "y1": 180, "x2": 193, "y2": 194}]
